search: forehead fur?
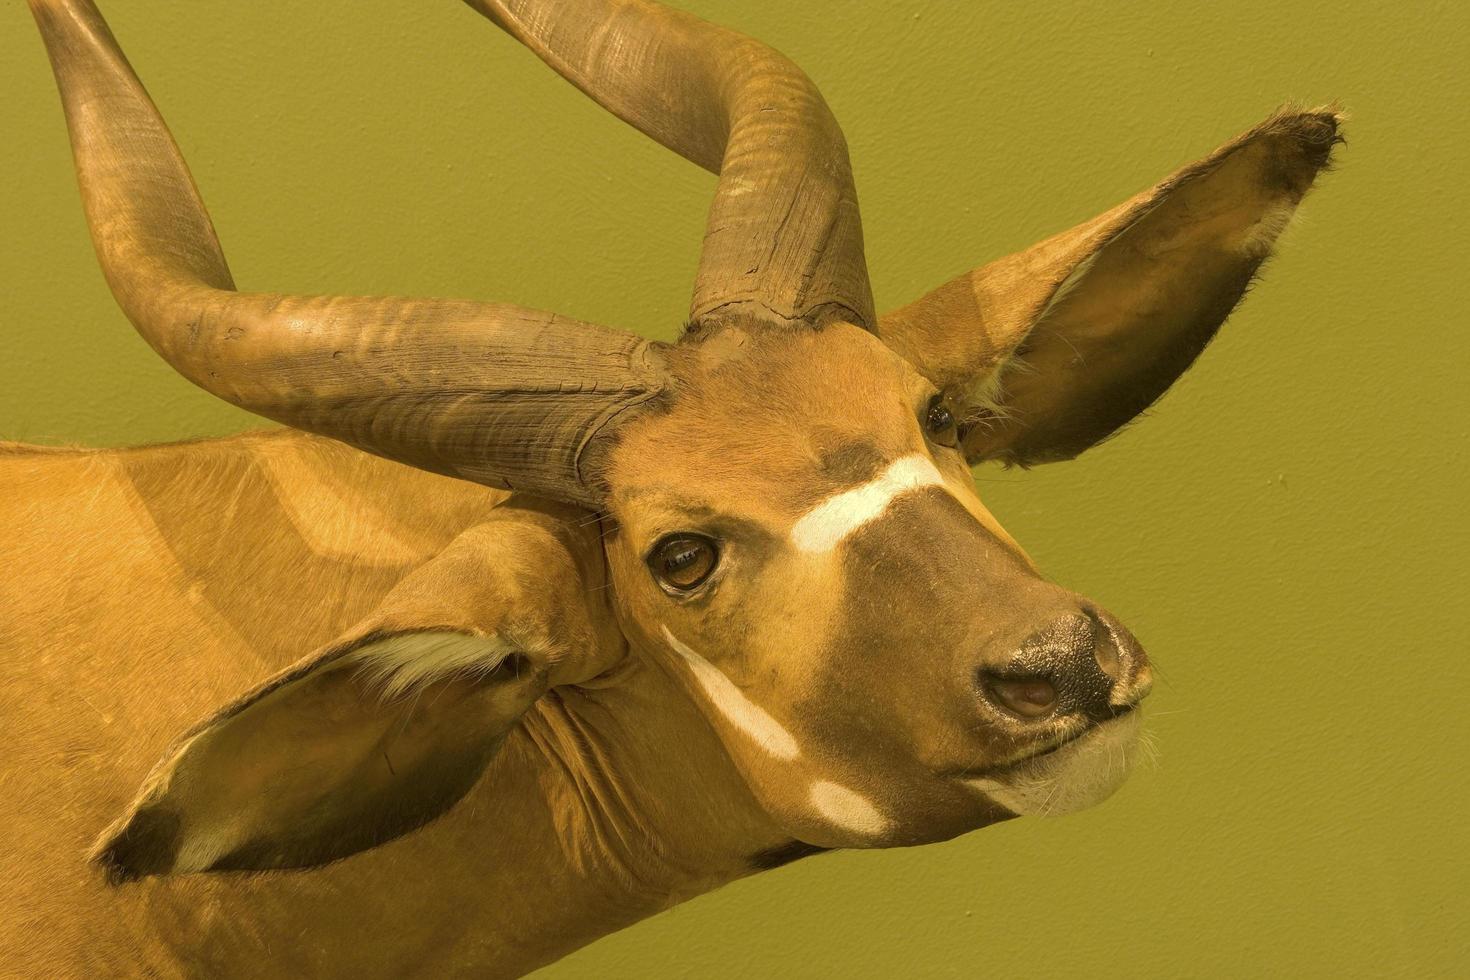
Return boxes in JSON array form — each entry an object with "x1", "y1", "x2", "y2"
[{"x1": 607, "y1": 323, "x2": 935, "y2": 524}]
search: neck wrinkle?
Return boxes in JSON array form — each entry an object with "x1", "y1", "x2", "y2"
[
  {"x1": 520, "y1": 689, "x2": 671, "y2": 905},
  {"x1": 521, "y1": 663, "x2": 792, "y2": 906}
]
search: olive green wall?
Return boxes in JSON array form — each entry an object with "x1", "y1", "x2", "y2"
[{"x1": 3, "y1": 0, "x2": 1465, "y2": 975}]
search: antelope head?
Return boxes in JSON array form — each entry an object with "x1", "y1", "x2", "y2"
[{"x1": 31, "y1": 0, "x2": 1338, "y2": 874}]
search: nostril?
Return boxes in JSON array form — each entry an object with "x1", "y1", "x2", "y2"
[
  {"x1": 1093, "y1": 633, "x2": 1122, "y2": 682},
  {"x1": 979, "y1": 672, "x2": 1058, "y2": 719}
]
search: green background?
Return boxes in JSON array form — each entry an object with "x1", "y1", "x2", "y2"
[{"x1": 2, "y1": 0, "x2": 1465, "y2": 975}]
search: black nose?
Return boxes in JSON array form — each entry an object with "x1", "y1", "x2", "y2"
[{"x1": 977, "y1": 611, "x2": 1140, "y2": 722}]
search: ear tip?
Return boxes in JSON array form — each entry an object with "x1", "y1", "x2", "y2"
[
  {"x1": 92, "y1": 848, "x2": 144, "y2": 886},
  {"x1": 89, "y1": 806, "x2": 183, "y2": 885},
  {"x1": 1228, "y1": 104, "x2": 1345, "y2": 196},
  {"x1": 1266, "y1": 103, "x2": 1347, "y2": 163}
]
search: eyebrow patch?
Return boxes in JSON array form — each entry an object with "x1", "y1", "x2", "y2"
[
  {"x1": 790, "y1": 454, "x2": 945, "y2": 553},
  {"x1": 661, "y1": 626, "x2": 801, "y2": 761}
]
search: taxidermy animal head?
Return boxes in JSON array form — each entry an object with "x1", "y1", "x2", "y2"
[{"x1": 27, "y1": 0, "x2": 1338, "y2": 879}]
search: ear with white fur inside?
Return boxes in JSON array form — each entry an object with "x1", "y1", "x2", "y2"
[
  {"x1": 93, "y1": 508, "x2": 618, "y2": 881},
  {"x1": 92, "y1": 628, "x2": 543, "y2": 882}
]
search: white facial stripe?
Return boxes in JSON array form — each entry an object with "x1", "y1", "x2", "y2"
[
  {"x1": 660, "y1": 626, "x2": 801, "y2": 761},
  {"x1": 808, "y1": 780, "x2": 890, "y2": 837},
  {"x1": 791, "y1": 454, "x2": 946, "y2": 553},
  {"x1": 660, "y1": 633, "x2": 892, "y2": 838}
]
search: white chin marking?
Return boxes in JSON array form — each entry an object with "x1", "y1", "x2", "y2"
[
  {"x1": 967, "y1": 712, "x2": 1144, "y2": 817},
  {"x1": 808, "y1": 780, "x2": 890, "y2": 837},
  {"x1": 791, "y1": 454, "x2": 945, "y2": 553},
  {"x1": 661, "y1": 626, "x2": 801, "y2": 761}
]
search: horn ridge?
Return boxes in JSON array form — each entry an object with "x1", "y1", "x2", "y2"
[
  {"x1": 464, "y1": 0, "x2": 876, "y2": 333},
  {"x1": 30, "y1": 0, "x2": 666, "y2": 506}
]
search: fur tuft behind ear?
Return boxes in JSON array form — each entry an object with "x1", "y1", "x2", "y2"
[{"x1": 352, "y1": 630, "x2": 526, "y2": 702}]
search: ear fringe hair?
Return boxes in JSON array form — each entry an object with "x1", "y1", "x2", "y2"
[{"x1": 351, "y1": 631, "x2": 529, "y2": 702}]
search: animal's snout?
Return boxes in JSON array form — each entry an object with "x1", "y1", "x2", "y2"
[{"x1": 976, "y1": 609, "x2": 1151, "y2": 722}]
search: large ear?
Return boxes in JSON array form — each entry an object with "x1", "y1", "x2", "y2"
[
  {"x1": 879, "y1": 107, "x2": 1341, "y2": 465},
  {"x1": 93, "y1": 502, "x2": 623, "y2": 882}
]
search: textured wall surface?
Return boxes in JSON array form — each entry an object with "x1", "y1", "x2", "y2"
[{"x1": 2, "y1": 0, "x2": 1466, "y2": 976}]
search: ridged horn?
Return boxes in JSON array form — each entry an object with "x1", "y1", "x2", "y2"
[
  {"x1": 30, "y1": 0, "x2": 667, "y2": 508},
  {"x1": 464, "y1": 0, "x2": 876, "y2": 333}
]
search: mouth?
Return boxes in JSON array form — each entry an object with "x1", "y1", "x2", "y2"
[
  {"x1": 961, "y1": 702, "x2": 1141, "y2": 779},
  {"x1": 960, "y1": 707, "x2": 1146, "y2": 818}
]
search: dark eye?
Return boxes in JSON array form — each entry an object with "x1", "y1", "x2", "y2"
[
  {"x1": 648, "y1": 534, "x2": 719, "y2": 593},
  {"x1": 924, "y1": 396, "x2": 959, "y2": 448}
]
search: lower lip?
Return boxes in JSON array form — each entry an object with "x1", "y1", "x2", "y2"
[
  {"x1": 968, "y1": 706, "x2": 1140, "y2": 776},
  {"x1": 1025, "y1": 732, "x2": 1084, "y2": 762},
  {"x1": 1035, "y1": 704, "x2": 1138, "y2": 758}
]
